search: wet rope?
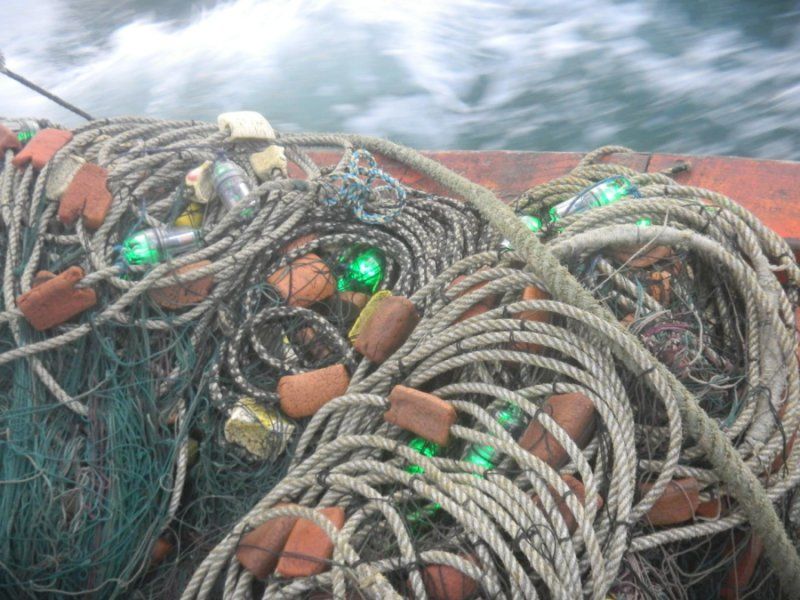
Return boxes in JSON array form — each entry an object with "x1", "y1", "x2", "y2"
[
  {"x1": 337, "y1": 135, "x2": 800, "y2": 594},
  {"x1": 182, "y1": 140, "x2": 800, "y2": 598},
  {"x1": 0, "y1": 117, "x2": 496, "y2": 598},
  {"x1": 0, "y1": 50, "x2": 94, "y2": 121},
  {"x1": 2, "y1": 118, "x2": 799, "y2": 598}
]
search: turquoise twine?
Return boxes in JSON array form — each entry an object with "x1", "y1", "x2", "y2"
[{"x1": 323, "y1": 149, "x2": 407, "y2": 224}]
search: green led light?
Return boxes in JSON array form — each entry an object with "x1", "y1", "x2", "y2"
[
  {"x1": 465, "y1": 445, "x2": 497, "y2": 469},
  {"x1": 594, "y1": 177, "x2": 636, "y2": 207},
  {"x1": 407, "y1": 437, "x2": 439, "y2": 474},
  {"x1": 501, "y1": 215, "x2": 543, "y2": 251},
  {"x1": 212, "y1": 159, "x2": 255, "y2": 217},
  {"x1": 337, "y1": 246, "x2": 386, "y2": 293},
  {"x1": 121, "y1": 232, "x2": 161, "y2": 265},
  {"x1": 407, "y1": 502, "x2": 442, "y2": 524},
  {"x1": 409, "y1": 437, "x2": 439, "y2": 458},
  {"x1": 636, "y1": 217, "x2": 652, "y2": 227},
  {"x1": 520, "y1": 215, "x2": 543, "y2": 233},
  {"x1": 595, "y1": 184, "x2": 620, "y2": 206},
  {"x1": 121, "y1": 227, "x2": 200, "y2": 266},
  {"x1": 463, "y1": 400, "x2": 526, "y2": 472},
  {"x1": 550, "y1": 176, "x2": 639, "y2": 222},
  {"x1": 17, "y1": 130, "x2": 35, "y2": 144},
  {"x1": 496, "y1": 403, "x2": 523, "y2": 426},
  {"x1": 404, "y1": 437, "x2": 443, "y2": 521}
]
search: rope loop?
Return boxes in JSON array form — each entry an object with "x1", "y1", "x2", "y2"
[{"x1": 323, "y1": 149, "x2": 407, "y2": 224}]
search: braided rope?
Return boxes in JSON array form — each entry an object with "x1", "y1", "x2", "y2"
[
  {"x1": 2, "y1": 120, "x2": 799, "y2": 598},
  {"x1": 182, "y1": 140, "x2": 800, "y2": 598},
  {"x1": 0, "y1": 118, "x2": 496, "y2": 597}
]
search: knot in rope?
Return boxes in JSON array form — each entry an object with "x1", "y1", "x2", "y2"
[{"x1": 322, "y1": 149, "x2": 407, "y2": 224}]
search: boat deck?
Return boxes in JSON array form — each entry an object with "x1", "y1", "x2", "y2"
[{"x1": 307, "y1": 150, "x2": 800, "y2": 254}]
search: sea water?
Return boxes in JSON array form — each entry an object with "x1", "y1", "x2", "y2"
[{"x1": 1, "y1": 0, "x2": 798, "y2": 158}]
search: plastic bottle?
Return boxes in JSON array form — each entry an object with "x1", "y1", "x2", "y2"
[
  {"x1": 1, "y1": 119, "x2": 40, "y2": 145},
  {"x1": 549, "y1": 175, "x2": 639, "y2": 222},
  {"x1": 337, "y1": 246, "x2": 386, "y2": 293},
  {"x1": 463, "y1": 399, "x2": 527, "y2": 469},
  {"x1": 212, "y1": 159, "x2": 256, "y2": 218},
  {"x1": 121, "y1": 227, "x2": 201, "y2": 265}
]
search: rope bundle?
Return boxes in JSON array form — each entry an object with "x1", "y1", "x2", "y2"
[
  {"x1": 181, "y1": 146, "x2": 800, "y2": 599},
  {"x1": 0, "y1": 118, "x2": 495, "y2": 598},
  {"x1": 2, "y1": 117, "x2": 800, "y2": 599}
]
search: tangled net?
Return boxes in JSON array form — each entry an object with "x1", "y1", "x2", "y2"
[
  {"x1": 0, "y1": 117, "x2": 495, "y2": 598},
  {"x1": 2, "y1": 117, "x2": 800, "y2": 599},
  {"x1": 181, "y1": 148, "x2": 800, "y2": 599}
]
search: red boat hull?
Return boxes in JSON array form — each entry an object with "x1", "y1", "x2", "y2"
[{"x1": 307, "y1": 150, "x2": 800, "y2": 255}]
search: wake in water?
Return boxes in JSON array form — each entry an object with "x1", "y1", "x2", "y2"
[{"x1": 2, "y1": 0, "x2": 799, "y2": 157}]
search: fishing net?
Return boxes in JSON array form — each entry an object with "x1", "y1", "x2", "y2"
[
  {"x1": 0, "y1": 117, "x2": 496, "y2": 598},
  {"x1": 1, "y1": 118, "x2": 799, "y2": 599}
]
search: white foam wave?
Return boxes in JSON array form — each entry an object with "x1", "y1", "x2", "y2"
[{"x1": 1, "y1": 0, "x2": 798, "y2": 158}]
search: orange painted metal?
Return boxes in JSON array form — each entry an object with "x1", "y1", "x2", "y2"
[{"x1": 305, "y1": 150, "x2": 800, "y2": 251}]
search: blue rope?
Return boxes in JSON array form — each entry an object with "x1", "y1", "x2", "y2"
[{"x1": 323, "y1": 149, "x2": 407, "y2": 224}]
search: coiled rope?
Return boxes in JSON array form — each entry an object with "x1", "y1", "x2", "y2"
[
  {"x1": 181, "y1": 138, "x2": 800, "y2": 598},
  {"x1": 0, "y1": 118, "x2": 495, "y2": 597},
  {"x1": 1, "y1": 118, "x2": 799, "y2": 598}
]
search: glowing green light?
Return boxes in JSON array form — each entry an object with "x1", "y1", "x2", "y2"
[
  {"x1": 407, "y1": 502, "x2": 442, "y2": 524},
  {"x1": 465, "y1": 445, "x2": 497, "y2": 469},
  {"x1": 337, "y1": 246, "x2": 386, "y2": 293},
  {"x1": 595, "y1": 183, "x2": 621, "y2": 206},
  {"x1": 497, "y1": 403, "x2": 523, "y2": 425},
  {"x1": 520, "y1": 215, "x2": 543, "y2": 233},
  {"x1": 405, "y1": 437, "x2": 443, "y2": 521},
  {"x1": 407, "y1": 437, "x2": 439, "y2": 474},
  {"x1": 501, "y1": 215, "x2": 544, "y2": 250},
  {"x1": 463, "y1": 401, "x2": 526, "y2": 472},
  {"x1": 409, "y1": 437, "x2": 439, "y2": 458},
  {"x1": 17, "y1": 130, "x2": 35, "y2": 144},
  {"x1": 122, "y1": 232, "x2": 161, "y2": 265},
  {"x1": 549, "y1": 176, "x2": 639, "y2": 222},
  {"x1": 121, "y1": 227, "x2": 200, "y2": 266},
  {"x1": 636, "y1": 217, "x2": 652, "y2": 227}
]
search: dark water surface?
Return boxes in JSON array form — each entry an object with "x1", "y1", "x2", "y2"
[{"x1": 2, "y1": 0, "x2": 799, "y2": 158}]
